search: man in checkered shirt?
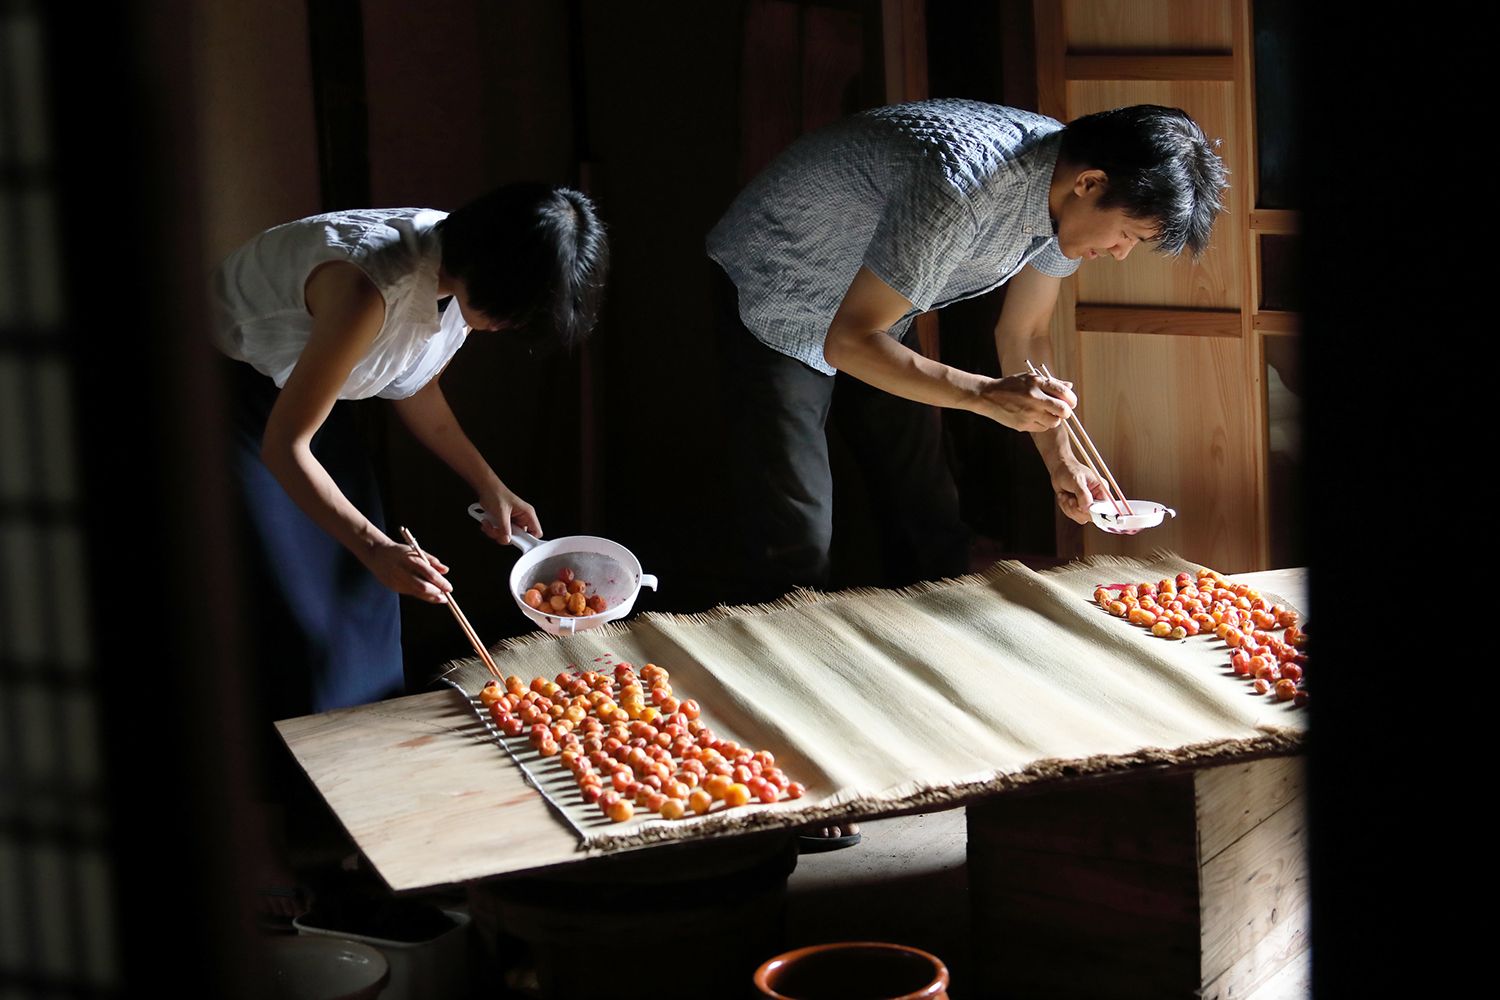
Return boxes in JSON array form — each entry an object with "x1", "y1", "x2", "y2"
[{"x1": 709, "y1": 100, "x2": 1225, "y2": 601}]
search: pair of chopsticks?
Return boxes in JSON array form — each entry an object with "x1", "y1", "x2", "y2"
[
  {"x1": 1025, "y1": 360, "x2": 1133, "y2": 516},
  {"x1": 399, "y1": 526, "x2": 502, "y2": 679}
]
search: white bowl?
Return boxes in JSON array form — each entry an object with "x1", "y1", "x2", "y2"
[
  {"x1": 1089, "y1": 499, "x2": 1176, "y2": 535},
  {"x1": 264, "y1": 937, "x2": 389, "y2": 1000},
  {"x1": 294, "y1": 908, "x2": 470, "y2": 1000}
]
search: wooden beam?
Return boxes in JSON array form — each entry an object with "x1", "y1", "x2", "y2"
[
  {"x1": 882, "y1": 0, "x2": 932, "y2": 360},
  {"x1": 881, "y1": 0, "x2": 928, "y2": 102},
  {"x1": 1032, "y1": 0, "x2": 1066, "y2": 121},
  {"x1": 1253, "y1": 310, "x2": 1299, "y2": 334},
  {"x1": 1234, "y1": 0, "x2": 1269, "y2": 572},
  {"x1": 1075, "y1": 306, "x2": 1242, "y2": 338},
  {"x1": 1250, "y1": 209, "x2": 1299, "y2": 234},
  {"x1": 1064, "y1": 54, "x2": 1234, "y2": 81}
]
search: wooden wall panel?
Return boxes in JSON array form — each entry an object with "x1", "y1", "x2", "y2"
[
  {"x1": 1064, "y1": 0, "x2": 1233, "y2": 52},
  {"x1": 969, "y1": 754, "x2": 1308, "y2": 997},
  {"x1": 881, "y1": 0, "x2": 929, "y2": 103},
  {"x1": 1078, "y1": 329, "x2": 1259, "y2": 572},
  {"x1": 803, "y1": 6, "x2": 867, "y2": 132},
  {"x1": 193, "y1": 0, "x2": 321, "y2": 266},
  {"x1": 362, "y1": 0, "x2": 484, "y2": 207},
  {"x1": 740, "y1": 1, "x2": 804, "y2": 184},
  {"x1": 1198, "y1": 792, "x2": 1309, "y2": 988},
  {"x1": 1068, "y1": 80, "x2": 1240, "y2": 310}
]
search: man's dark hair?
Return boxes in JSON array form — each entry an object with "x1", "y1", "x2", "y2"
[
  {"x1": 437, "y1": 182, "x2": 609, "y2": 349},
  {"x1": 1059, "y1": 105, "x2": 1227, "y2": 258}
]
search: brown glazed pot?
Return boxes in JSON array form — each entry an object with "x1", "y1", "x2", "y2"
[{"x1": 753, "y1": 941, "x2": 950, "y2": 999}]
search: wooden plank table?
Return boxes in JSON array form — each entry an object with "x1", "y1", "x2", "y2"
[{"x1": 277, "y1": 568, "x2": 1308, "y2": 998}]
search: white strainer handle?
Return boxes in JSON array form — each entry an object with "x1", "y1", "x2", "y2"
[
  {"x1": 467, "y1": 503, "x2": 540, "y2": 554},
  {"x1": 640, "y1": 573, "x2": 659, "y2": 591}
]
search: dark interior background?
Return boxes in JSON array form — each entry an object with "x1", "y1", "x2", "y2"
[
  {"x1": 295, "y1": 0, "x2": 1072, "y2": 677},
  {"x1": 3, "y1": 1, "x2": 1443, "y2": 996}
]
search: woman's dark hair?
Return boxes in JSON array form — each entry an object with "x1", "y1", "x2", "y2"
[
  {"x1": 436, "y1": 182, "x2": 609, "y2": 349},
  {"x1": 1059, "y1": 105, "x2": 1228, "y2": 259}
]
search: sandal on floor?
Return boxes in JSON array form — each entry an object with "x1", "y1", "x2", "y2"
[{"x1": 797, "y1": 826, "x2": 862, "y2": 854}]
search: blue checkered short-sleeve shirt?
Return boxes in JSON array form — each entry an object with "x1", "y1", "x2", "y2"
[{"x1": 708, "y1": 99, "x2": 1079, "y2": 375}]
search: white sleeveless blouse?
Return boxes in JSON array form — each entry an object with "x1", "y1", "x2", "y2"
[{"x1": 212, "y1": 208, "x2": 468, "y2": 400}]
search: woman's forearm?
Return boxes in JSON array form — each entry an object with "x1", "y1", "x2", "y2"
[
  {"x1": 390, "y1": 380, "x2": 502, "y2": 493},
  {"x1": 260, "y1": 437, "x2": 389, "y2": 560}
]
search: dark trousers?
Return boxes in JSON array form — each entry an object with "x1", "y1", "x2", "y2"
[
  {"x1": 224, "y1": 359, "x2": 404, "y2": 731},
  {"x1": 718, "y1": 274, "x2": 970, "y2": 603}
]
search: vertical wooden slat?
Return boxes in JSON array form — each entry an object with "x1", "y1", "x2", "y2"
[
  {"x1": 801, "y1": 6, "x2": 865, "y2": 133},
  {"x1": 739, "y1": 0, "x2": 804, "y2": 185},
  {"x1": 880, "y1": 0, "x2": 939, "y2": 360},
  {"x1": 1234, "y1": 0, "x2": 1271, "y2": 571},
  {"x1": 1033, "y1": 0, "x2": 1068, "y2": 120},
  {"x1": 881, "y1": 0, "x2": 928, "y2": 103},
  {"x1": 1049, "y1": 297, "x2": 1084, "y2": 558},
  {"x1": 1033, "y1": 0, "x2": 1081, "y2": 555},
  {"x1": 306, "y1": 0, "x2": 370, "y2": 211}
]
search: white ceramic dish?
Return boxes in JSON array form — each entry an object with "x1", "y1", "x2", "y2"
[
  {"x1": 468, "y1": 503, "x2": 658, "y2": 636},
  {"x1": 264, "y1": 937, "x2": 389, "y2": 1000},
  {"x1": 1089, "y1": 499, "x2": 1177, "y2": 535},
  {"x1": 294, "y1": 908, "x2": 470, "y2": 1000}
]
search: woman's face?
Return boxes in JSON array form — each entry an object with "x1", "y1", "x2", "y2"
[{"x1": 452, "y1": 280, "x2": 508, "y2": 332}]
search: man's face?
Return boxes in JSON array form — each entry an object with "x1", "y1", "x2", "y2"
[{"x1": 1054, "y1": 170, "x2": 1159, "y2": 262}]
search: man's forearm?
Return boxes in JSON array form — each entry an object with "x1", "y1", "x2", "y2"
[
  {"x1": 995, "y1": 324, "x2": 1073, "y2": 465},
  {"x1": 824, "y1": 324, "x2": 987, "y2": 410}
]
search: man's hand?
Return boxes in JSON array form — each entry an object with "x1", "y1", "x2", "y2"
[
  {"x1": 1049, "y1": 455, "x2": 1108, "y2": 524},
  {"x1": 973, "y1": 372, "x2": 1077, "y2": 432},
  {"x1": 362, "y1": 541, "x2": 452, "y2": 603},
  {"x1": 475, "y1": 483, "x2": 543, "y2": 545}
]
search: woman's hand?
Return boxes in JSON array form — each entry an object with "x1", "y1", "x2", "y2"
[
  {"x1": 973, "y1": 373, "x2": 1077, "y2": 432},
  {"x1": 388, "y1": 382, "x2": 543, "y2": 546},
  {"x1": 362, "y1": 541, "x2": 453, "y2": 603},
  {"x1": 1050, "y1": 456, "x2": 1108, "y2": 524},
  {"x1": 475, "y1": 483, "x2": 543, "y2": 545}
]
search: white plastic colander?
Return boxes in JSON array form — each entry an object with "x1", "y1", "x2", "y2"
[{"x1": 467, "y1": 504, "x2": 659, "y2": 636}]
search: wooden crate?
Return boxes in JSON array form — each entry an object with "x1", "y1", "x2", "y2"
[{"x1": 967, "y1": 755, "x2": 1307, "y2": 999}]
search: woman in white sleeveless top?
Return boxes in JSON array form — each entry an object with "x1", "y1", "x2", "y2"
[{"x1": 214, "y1": 184, "x2": 608, "y2": 718}]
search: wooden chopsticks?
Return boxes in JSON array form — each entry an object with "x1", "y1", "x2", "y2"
[
  {"x1": 399, "y1": 526, "x2": 503, "y2": 680},
  {"x1": 1025, "y1": 360, "x2": 1133, "y2": 516}
]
